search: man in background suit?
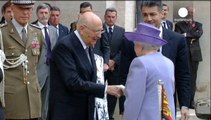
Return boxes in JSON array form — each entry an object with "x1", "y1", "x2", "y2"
[
  {"x1": 69, "y1": 2, "x2": 92, "y2": 32},
  {"x1": 161, "y1": 3, "x2": 173, "y2": 30},
  {"x1": 32, "y1": 3, "x2": 58, "y2": 120},
  {"x1": 49, "y1": 12, "x2": 122, "y2": 120},
  {"x1": 175, "y1": 5, "x2": 203, "y2": 109},
  {"x1": 101, "y1": 7, "x2": 126, "y2": 120},
  {"x1": 49, "y1": 6, "x2": 69, "y2": 40},
  {"x1": 120, "y1": 1, "x2": 191, "y2": 120}
]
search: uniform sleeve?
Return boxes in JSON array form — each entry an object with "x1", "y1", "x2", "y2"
[
  {"x1": 124, "y1": 58, "x2": 147, "y2": 119},
  {"x1": 0, "y1": 50, "x2": 5, "y2": 82}
]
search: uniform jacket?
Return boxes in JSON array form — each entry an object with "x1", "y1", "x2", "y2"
[
  {"x1": 0, "y1": 21, "x2": 43, "y2": 119},
  {"x1": 175, "y1": 21, "x2": 203, "y2": 61},
  {"x1": 120, "y1": 27, "x2": 191, "y2": 108},
  {"x1": 124, "y1": 52, "x2": 175, "y2": 120},
  {"x1": 49, "y1": 32, "x2": 105, "y2": 120}
]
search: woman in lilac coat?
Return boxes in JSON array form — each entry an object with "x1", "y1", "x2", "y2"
[{"x1": 123, "y1": 22, "x2": 175, "y2": 120}]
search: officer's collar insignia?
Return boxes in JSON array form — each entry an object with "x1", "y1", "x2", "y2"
[{"x1": 10, "y1": 28, "x2": 14, "y2": 33}]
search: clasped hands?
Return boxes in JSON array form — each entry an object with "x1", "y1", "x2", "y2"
[{"x1": 106, "y1": 85, "x2": 125, "y2": 98}]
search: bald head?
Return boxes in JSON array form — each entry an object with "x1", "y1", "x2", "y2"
[
  {"x1": 77, "y1": 12, "x2": 102, "y2": 29},
  {"x1": 77, "y1": 12, "x2": 103, "y2": 47}
]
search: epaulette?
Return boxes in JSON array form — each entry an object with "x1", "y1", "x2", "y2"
[
  {"x1": 30, "y1": 24, "x2": 41, "y2": 30},
  {"x1": 0, "y1": 23, "x2": 7, "y2": 28}
]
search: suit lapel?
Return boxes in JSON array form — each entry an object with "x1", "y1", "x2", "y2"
[
  {"x1": 73, "y1": 34, "x2": 93, "y2": 75},
  {"x1": 162, "y1": 28, "x2": 171, "y2": 56},
  {"x1": 103, "y1": 24, "x2": 109, "y2": 40},
  {"x1": 89, "y1": 47, "x2": 97, "y2": 82},
  {"x1": 8, "y1": 21, "x2": 25, "y2": 47},
  {"x1": 59, "y1": 24, "x2": 64, "y2": 39},
  {"x1": 48, "y1": 26, "x2": 57, "y2": 49}
]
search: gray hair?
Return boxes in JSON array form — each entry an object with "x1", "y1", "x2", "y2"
[
  {"x1": 36, "y1": 3, "x2": 50, "y2": 13},
  {"x1": 140, "y1": 42, "x2": 161, "y2": 51}
]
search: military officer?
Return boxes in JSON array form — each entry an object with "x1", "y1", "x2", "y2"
[{"x1": 0, "y1": 0, "x2": 43, "y2": 119}]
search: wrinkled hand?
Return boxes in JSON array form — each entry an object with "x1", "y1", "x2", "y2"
[
  {"x1": 107, "y1": 85, "x2": 124, "y2": 98},
  {"x1": 103, "y1": 64, "x2": 109, "y2": 72},
  {"x1": 180, "y1": 107, "x2": 189, "y2": 120}
]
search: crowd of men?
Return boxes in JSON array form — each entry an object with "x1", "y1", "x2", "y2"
[{"x1": 0, "y1": 0, "x2": 203, "y2": 120}]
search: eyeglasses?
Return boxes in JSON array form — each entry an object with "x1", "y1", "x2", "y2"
[{"x1": 84, "y1": 25, "x2": 104, "y2": 34}]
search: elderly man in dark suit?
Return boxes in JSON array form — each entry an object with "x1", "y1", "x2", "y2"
[
  {"x1": 49, "y1": 12, "x2": 123, "y2": 120},
  {"x1": 175, "y1": 5, "x2": 203, "y2": 109},
  {"x1": 120, "y1": 1, "x2": 191, "y2": 120},
  {"x1": 49, "y1": 6, "x2": 69, "y2": 40}
]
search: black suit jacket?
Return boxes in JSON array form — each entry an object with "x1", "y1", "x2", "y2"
[
  {"x1": 49, "y1": 32, "x2": 105, "y2": 120},
  {"x1": 120, "y1": 27, "x2": 191, "y2": 108},
  {"x1": 175, "y1": 21, "x2": 203, "y2": 61},
  {"x1": 166, "y1": 20, "x2": 173, "y2": 30},
  {"x1": 58, "y1": 24, "x2": 69, "y2": 40},
  {"x1": 93, "y1": 25, "x2": 110, "y2": 64},
  {"x1": 105, "y1": 24, "x2": 125, "y2": 65}
]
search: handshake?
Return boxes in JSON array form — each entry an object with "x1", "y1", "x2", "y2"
[{"x1": 106, "y1": 85, "x2": 125, "y2": 98}]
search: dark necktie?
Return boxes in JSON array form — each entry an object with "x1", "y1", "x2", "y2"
[
  {"x1": 22, "y1": 27, "x2": 27, "y2": 43},
  {"x1": 85, "y1": 47, "x2": 92, "y2": 66},
  {"x1": 108, "y1": 27, "x2": 112, "y2": 38},
  {"x1": 163, "y1": 22, "x2": 168, "y2": 29},
  {"x1": 44, "y1": 27, "x2": 51, "y2": 65}
]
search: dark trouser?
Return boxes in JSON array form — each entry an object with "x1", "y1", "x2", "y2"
[
  {"x1": 119, "y1": 96, "x2": 125, "y2": 115},
  {"x1": 190, "y1": 60, "x2": 199, "y2": 107},
  {"x1": 107, "y1": 94, "x2": 117, "y2": 120},
  {"x1": 0, "y1": 105, "x2": 5, "y2": 120},
  {"x1": 105, "y1": 69, "x2": 120, "y2": 120}
]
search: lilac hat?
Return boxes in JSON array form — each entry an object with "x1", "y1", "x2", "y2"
[{"x1": 125, "y1": 22, "x2": 167, "y2": 46}]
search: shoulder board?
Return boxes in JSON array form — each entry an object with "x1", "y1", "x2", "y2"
[
  {"x1": 30, "y1": 24, "x2": 41, "y2": 29},
  {"x1": 0, "y1": 23, "x2": 7, "y2": 28}
]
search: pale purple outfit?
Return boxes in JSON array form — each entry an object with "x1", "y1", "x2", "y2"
[{"x1": 124, "y1": 52, "x2": 175, "y2": 120}]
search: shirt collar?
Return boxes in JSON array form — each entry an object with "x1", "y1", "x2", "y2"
[
  {"x1": 56, "y1": 25, "x2": 59, "y2": 29},
  {"x1": 74, "y1": 30, "x2": 87, "y2": 50},
  {"x1": 105, "y1": 24, "x2": 114, "y2": 32},
  {"x1": 159, "y1": 25, "x2": 163, "y2": 39},
  {"x1": 38, "y1": 21, "x2": 48, "y2": 29},
  {"x1": 12, "y1": 19, "x2": 28, "y2": 36}
]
